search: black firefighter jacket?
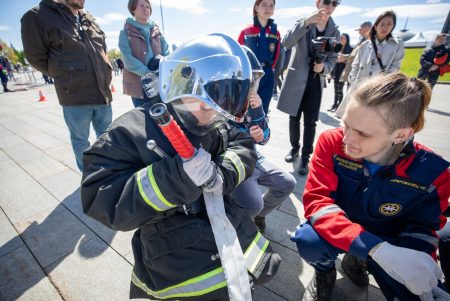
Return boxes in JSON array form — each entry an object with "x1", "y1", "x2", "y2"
[
  {"x1": 80, "y1": 104, "x2": 277, "y2": 300},
  {"x1": 21, "y1": 0, "x2": 112, "y2": 105}
]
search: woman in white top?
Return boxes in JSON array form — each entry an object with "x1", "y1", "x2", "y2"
[
  {"x1": 349, "y1": 10, "x2": 404, "y2": 84},
  {"x1": 335, "y1": 10, "x2": 404, "y2": 118}
]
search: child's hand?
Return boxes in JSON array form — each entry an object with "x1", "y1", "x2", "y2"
[
  {"x1": 249, "y1": 92, "x2": 262, "y2": 109},
  {"x1": 250, "y1": 125, "x2": 264, "y2": 143}
]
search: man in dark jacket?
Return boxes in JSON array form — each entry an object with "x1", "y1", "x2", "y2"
[
  {"x1": 418, "y1": 33, "x2": 449, "y2": 89},
  {"x1": 21, "y1": 0, "x2": 113, "y2": 171},
  {"x1": 81, "y1": 34, "x2": 280, "y2": 300}
]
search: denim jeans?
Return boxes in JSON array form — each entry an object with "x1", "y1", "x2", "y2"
[
  {"x1": 62, "y1": 104, "x2": 112, "y2": 171},
  {"x1": 230, "y1": 158, "x2": 297, "y2": 218}
]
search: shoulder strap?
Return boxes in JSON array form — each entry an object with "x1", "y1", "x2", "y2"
[{"x1": 371, "y1": 38, "x2": 385, "y2": 72}]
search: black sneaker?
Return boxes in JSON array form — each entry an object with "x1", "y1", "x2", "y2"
[
  {"x1": 302, "y1": 269, "x2": 336, "y2": 301},
  {"x1": 254, "y1": 216, "x2": 266, "y2": 233},
  {"x1": 341, "y1": 253, "x2": 369, "y2": 287},
  {"x1": 298, "y1": 157, "x2": 309, "y2": 175},
  {"x1": 285, "y1": 148, "x2": 299, "y2": 163}
]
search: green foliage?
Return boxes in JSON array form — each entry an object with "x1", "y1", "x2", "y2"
[
  {"x1": 400, "y1": 48, "x2": 450, "y2": 82},
  {"x1": 107, "y1": 48, "x2": 121, "y2": 60},
  {"x1": 0, "y1": 39, "x2": 19, "y2": 65}
]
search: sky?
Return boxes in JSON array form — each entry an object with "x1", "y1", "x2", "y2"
[{"x1": 1, "y1": 0, "x2": 450, "y2": 52}]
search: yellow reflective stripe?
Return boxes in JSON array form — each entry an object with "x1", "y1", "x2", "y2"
[
  {"x1": 244, "y1": 232, "x2": 270, "y2": 273},
  {"x1": 136, "y1": 165, "x2": 176, "y2": 212},
  {"x1": 131, "y1": 267, "x2": 227, "y2": 299},
  {"x1": 223, "y1": 151, "x2": 245, "y2": 185}
]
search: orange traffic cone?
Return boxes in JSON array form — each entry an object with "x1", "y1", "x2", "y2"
[
  {"x1": 111, "y1": 84, "x2": 116, "y2": 92},
  {"x1": 38, "y1": 90, "x2": 47, "y2": 102}
]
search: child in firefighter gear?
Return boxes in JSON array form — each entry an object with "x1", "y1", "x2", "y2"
[
  {"x1": 290, "y1": 72, "x2": 450, "y2": 301},
  {"x1": 231, "y1": 45, "x2": 297, "y2": 233},
  {"x1": 418, "y1": 33, "x2": 449, "y2": 90},
  {"x1": 80, "y1": 33, "x2": 281, "y2": 300}
]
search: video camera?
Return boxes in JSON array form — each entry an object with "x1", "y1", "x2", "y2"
[{"x1": 311, "y1": 36, "x2": 342, "y2": 64}]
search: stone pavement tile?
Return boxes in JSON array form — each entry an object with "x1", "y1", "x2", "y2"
[
  {"x1": 15, "y1": 204, "x2": 96, "y2": 269},
  {"x1": 368, "y1": 285, "x2": 387, "y2": 301},
  {"x1": 265, "y1": 210, "x2": 302, "y2": 253},
  {"x1": 40, "y1": 169, "x2": 81, "y2": 201},
  {"x1": 0, "y1": 209, "x2": 23, "y2": 257},
  {"x1": 47, "y1": 127, "x2": 70, "y2": 143},
  {"x1": 62, "y1": 190, "x2": 134, "y2": 257},
  {"x1": 21, "y1": 155, "x2": 68, "y2": 181},
  {"x1": 0, "y1": 132, "x2": 26, "y2": 148},
  {"x1": 253, "y1": 285, "x2": 287, "y2": 300},
  {"x1": 0, "y1": 160, "x2": 60, "y2": 225},
  {"x1": 0, "y1": 119, "x2": 44, "y2": 140},
  {"x1": 261, "y1": 242, "x2": 306, "y2": 300},
  {"x1": 15, "y1": 113, "x2": 65, "y2": 134},
  {"x1": 125, "y1": 250, "x2": 134, "y2": 265},
  {"x1": 45, "y1": 236, "x2": 132, "y2": 301},
  {"x1": 0, "y1": 149, "x2": 9, "y2": 163},
  {"x1": 0, "y1": 123, "x2": 13, "y2": 137},
  {"x1": 278, "y1": 191, "x2": 306, "y2": 219},
  {"x1": 0, "y1": 245, "x2": 63, "y2": 301},
  {"x1": 23, "y1": 133, "x2": 66, "y2": 150},
  {"x1": 2, "y1": 140, "x2": 49, "y2": 165},
  {"x1": 44, "y1": 144, "x2": 74, "y2": 164}
]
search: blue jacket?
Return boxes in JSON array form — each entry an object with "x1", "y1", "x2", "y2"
[{"x1": 303, "y1": 128, "x2": 450, "y2": 260}]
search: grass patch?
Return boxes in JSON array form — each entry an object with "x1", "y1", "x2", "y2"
[{"x1": 400, "y1": 48, "x2": 450, "y2": 82}]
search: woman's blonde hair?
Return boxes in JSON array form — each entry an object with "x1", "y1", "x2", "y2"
[
  {"x1": 350, "y1": 72, "x2": 432, "y2": 133},
  {"x1": 253, "y1": 0, "x2": 275, "y2": 17}
]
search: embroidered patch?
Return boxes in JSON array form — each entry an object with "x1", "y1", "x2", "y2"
[
  {"x1": 334, "y1": 156, "x2": 363, "y2": 171},
  {"x1": 269, "y1": 43, "x2": 276, "y2": 52},
  {"x1": 378, "y1": 203, "x2": 402, "y2": 216}
]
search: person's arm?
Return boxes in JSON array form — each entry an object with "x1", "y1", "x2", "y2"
[
  {"x1": 303, "y1": 130, "x2": 383, "y2": 260},
  {"x1": 213, "y1": 126, "x2": 257, "y2": 194},
  {"x1": 282, "y1": 18, "x2": 309, "y2": 49},
  {"x1": 348, "y1": 45, "x2": 363, "y2": 84},
  {"x1": 420, "y1": 48, "x2": 434, "y2": 70},
  {"x1": 20, "y1": 11, "x2": 49, "y2": 74},
  {"x1": 237, "y1": 29, "x2": 245, "y2": 45},
  {"x1": 271, "y1": 31, "x2": 281, "y2": 70},
  {"x1": 81, "y1": 125, "x2": 204, "y2": 231},
  {"x1": 386, "y1": 40, "x2": 405, "y2": 72},
  {"x1": 247, "y1": 93, "x2": 270, "y2": 145},
  {"x1": 118, "y1": 29, "x2": 150, "y2": 77}
]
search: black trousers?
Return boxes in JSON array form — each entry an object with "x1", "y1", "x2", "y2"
[
  {"x1": 289, "y1": 75, "x2": 322, "y2": 159},
  {"x1": 333, "y1": 80, "x2": 345, "y2": 107}
]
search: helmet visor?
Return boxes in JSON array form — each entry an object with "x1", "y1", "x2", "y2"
[{"x1": 160, "y1": 54, "x2": 251, "y2": 122}]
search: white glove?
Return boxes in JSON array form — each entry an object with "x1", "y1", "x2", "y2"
[
  {"x1": 371, "y1": 242, "x2": 443, "y2": 296},
  {"x1": 182, "y1": 147, "x2": 215, "y2": 187},
  {"x1": 420, "y1": 287, "x2": 450, "y2": 301}
]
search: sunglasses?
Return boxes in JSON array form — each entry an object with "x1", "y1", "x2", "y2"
[{"x1": 323, "y1": 0, "x2": 339, "y2": 7}]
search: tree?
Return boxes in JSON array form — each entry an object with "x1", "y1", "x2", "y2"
[
  {"x1": 0, "y1": 39, "x2": 19, "y2": 65},
  {"x1": 107, "y1": 48, "x2": 121, "y2": 60}
]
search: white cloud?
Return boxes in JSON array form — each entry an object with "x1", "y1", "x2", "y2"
[
  {"x1": 94, "y1": 13, "x2": 128, "y2": 25},
  {"x1": 154, "y1": 0, "x2": 209, "y2": 15},
  {"x1": 230, "y1": 6, "x2": 244, "y2": 13},
  {"x1": 104, "y1": 31, "x2": 120, "y2": 39},
  {"x1": 426, "y1": 0, "x2": 441, "y2": 3},
  {"x1": 428, "y1": 17, "x2": 446, "y2": 24},
  {"x1": 0, "y1": 25, "x2": 10, "y2": 31},
  {"x1": 276, "y1": 5, "x2": 362, "y2": 19},
  {"x1": 360, "y1": 3, "x2": 450, "y2": 19}
]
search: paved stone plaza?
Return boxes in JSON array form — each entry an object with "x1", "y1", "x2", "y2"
[{"x1": 1, "y1": 74, "x2": 449, "y2": 301}]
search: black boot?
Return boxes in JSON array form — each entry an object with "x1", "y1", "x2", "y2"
[
  {"x1": 285, "y1": 148, "x2": 299, "y2": 163},
  {"x1": 254, "y1": 216, "x2": 266, "y2": 233},
  {"x1": 298, "y1": 157, "x2": 309, "y2": 176},
  {"x1": 286, "y1": 118, "x2": 300, "y2": 163},
  {"x1": 327, "y1": 104, "x2": 337, "y2": 112},
  {"x1": 341, "y1": 253, "x2": 369, "y2": 287},
  {"x1": 302, "y1": 269, "x2": 336, "y2": 301}
]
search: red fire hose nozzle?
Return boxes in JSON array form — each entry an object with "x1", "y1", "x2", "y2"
[{"x1": 149, "y1": 103, "x2": 195, "y2": 159}]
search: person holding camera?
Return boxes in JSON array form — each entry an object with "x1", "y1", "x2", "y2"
[
  {"x1": 119, "y1": 0, "x2": 170, "y2": 108},
  {"x1": 277, "y1": 0, "x2": 340, "y2": 175}
]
